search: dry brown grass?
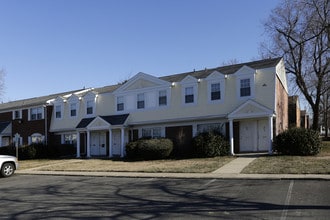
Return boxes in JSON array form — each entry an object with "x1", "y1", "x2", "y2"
[
  {"x1": 19, "y1": 157, "x2": 234, "y2": 173},
  {"x1": 242, "y1": 141, "x2": 330, "y2": 174}
]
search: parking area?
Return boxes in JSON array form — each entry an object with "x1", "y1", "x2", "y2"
[{"x1": 1, "y1": 175, "x2": 329, "y2": 219}]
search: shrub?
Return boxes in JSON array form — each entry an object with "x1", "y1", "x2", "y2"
[
  {"x1": 273, "y1": 128, "x2": 321, "y2": 156},
  {"x1": 126, "y1": 138, "x2": 173, "y2": 160},
  {"x1": 192, "y1": 132, "x2": 230, "y2": 157},
  {"x1": 19, "y1": 145, "x2": 37, "y2": 160}
]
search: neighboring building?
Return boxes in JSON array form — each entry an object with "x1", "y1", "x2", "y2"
[
  {"x1": 0, "y1": 57, "x2": 289, "y2": 156},
  {"x1": 0, "y1": 89, "x2": 89, "y2": 147},
  {"x1": 300, "y1": 110, "x2": 310, "y2": 129},
  {"x1": 288, "y1": 96, "x2": 301, "y2": 128}
]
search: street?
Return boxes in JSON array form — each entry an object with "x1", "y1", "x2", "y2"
[{"x1": 1, "y1": 175, "x2": 329, "y2": 219}]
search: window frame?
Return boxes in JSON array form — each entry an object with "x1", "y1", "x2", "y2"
[
  {"x1": 12, "y1": 109, "x2": 22, "y2": 120},
  {"x1": 158, "y1": 90, "x2": 167, "y2": 106},
  {"x1": 30, "y1": 107, "x2": 44, "y2": 121},
  {"x1": 117, "y1": 96, "x2": 124, "y2": 111},
  {"x1": 137, "y1": 93, "x2": 145, "y2": 109},
  {"x1": 86, "y1": 100, "x2": 94, "y2": 115},
  {"x1": 55, "y1": 105, "x2": 62, "y2": 119},
  {"x1": 236, "y1": 75, "x2": 255, "y2": 100}
]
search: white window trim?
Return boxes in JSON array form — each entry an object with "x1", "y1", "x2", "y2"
[
  {"x1": 29, "y1": 107, "x2": 44, "y2": 121},
  {"x1": 85, "y1": 99, "x2": 96, "y2": 116},
  {"x1": 54, "y1": 104, "x2": 64, "y2": 120},
  {"x1": 116, "y1": 96, "x2": 125, "y2": 112},
  {"x1": 158, "y1": 89, "x2": 168, "y2": 107},
  {"x1": 207, "y1": 79, "x2": 225, "y2": 104},
  {"x1": 12, "y1": 109, "x2": 22, "y2": 120},
  {"x1": 136, "y1": 93, "x2": 146, "y2": 110},
  {"x1": 69, "y1": 102, "x2": 79, "y2": 118},
  {"x1": 181, "y1": 84, "x2": 197, "y2": 106},
  {"x1": 236, "y1": 75, "x2": 255, "y2": 100}
]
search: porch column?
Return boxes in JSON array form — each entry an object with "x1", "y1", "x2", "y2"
[
  {"x1": 76, "y1": 132, "x2": 80, "y2": 158},
  {"x1": 0, "y1": 135, "x2": 2, "y2": 147},
  {"x1": 120, "y1": 127, "x2": 125, "y2": 157},
  {"x1": 229, "y1": 119, "x2": 235, "y2": 155},
  {"x1": 268, "y1": 116, "x2": 273, "y2": 154},
  {"x1": 109, "y1": 129, "x2": 113, "y2": 158},
  {"x1": 86, "y1": 130, "x2": 91, "y2": 158}
]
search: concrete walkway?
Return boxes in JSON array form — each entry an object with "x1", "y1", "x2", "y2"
[{"x1": 212, "y1": 156, "x2": 257, "y2": 174}]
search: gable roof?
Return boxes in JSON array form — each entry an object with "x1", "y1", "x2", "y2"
[
  {"x1": 0, "y1": 121, "x2": 11, "y2": 133},
  {"x1": 160, "y1": 57, "x2": 282, "y2": 83},
  {"x1": 76, "y1": 114, "x2": 129, "y2": 129},
  {"x1": 0, "y1": 89, "x2": 84, "y2": 112}
]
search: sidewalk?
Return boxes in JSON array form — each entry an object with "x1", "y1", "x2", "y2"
[{"x1": 16, "y1": 156, "x2": 330, "y2": 180}]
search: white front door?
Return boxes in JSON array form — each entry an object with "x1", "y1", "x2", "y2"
[
  {"x1": 239, "y1": 119, "x2": 269, "y2": 152},
  {"x1": 257, "y1": 119, "x2": 269, "y2": 151},
  {"x1": 90, "y1": 131, "x2": 107, "y2": 156},
  {"x1": 112, "y1": 130, "x2": 121, "y2": 156},
  {"x1": 239, "y1": 120, "x2": 257, "y2": 152}
]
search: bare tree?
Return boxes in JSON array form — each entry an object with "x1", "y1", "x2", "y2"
[{"x1": 261, "y1": 0, "x2": 329, "y2": 130}]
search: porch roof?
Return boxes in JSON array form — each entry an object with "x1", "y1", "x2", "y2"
[
  {"x1": 76, "y1": 114, "x2": 129, "y2": 129},
  {"x1": 0, "y1": 121, "x2": 11, "y2": 133}
]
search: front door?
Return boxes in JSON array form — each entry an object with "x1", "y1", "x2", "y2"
[
  {"x1": 239, "y1": 120, "x2": 257, "y2": 152},
  {"x1": 239, "y1": 119, "x2": 269, "y2": 152},
  {"x1": 112, "y1": 130, "x2": 121, "y2": 156},
  {"x1": 257, "y1": 119, "x2": 269, "y2": 151},
  {"x1": 90, "y1": 131, "x2": 107, "y2": 156}
]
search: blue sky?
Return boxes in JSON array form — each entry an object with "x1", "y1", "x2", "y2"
[{"x1": 0, "y1": 0, "x2": 280, "y2": 102}]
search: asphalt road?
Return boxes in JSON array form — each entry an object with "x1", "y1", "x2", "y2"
[{"x1": 0, "y1": 175, "x2": 329, "y2": 219}]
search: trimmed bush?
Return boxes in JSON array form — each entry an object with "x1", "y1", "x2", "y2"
[
  {"x1": 126, "y1": 138, "x2": 173, "y2": 160},
  {"x1": 192, "y1": 132, "x2": 230, "y2": 157},
  {"x1": 273, "y1": 128, "x2": 321, "y2": 156}
]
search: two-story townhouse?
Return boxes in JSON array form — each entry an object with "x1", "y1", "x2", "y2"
[
  {"x1": 47, "y1": 57, "x2": 288, "y2": 158},
  {"x1": 0, "y1": 89, "x2": 87, "y2": 148}
]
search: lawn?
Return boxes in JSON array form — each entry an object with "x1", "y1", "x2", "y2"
[
  {"x1": 18, "y1": 157, "x2": 235, "y2": 173},
  {"x1": 242, "y1": 141, "x2": 330, "y2": 174},
  {"x1": 17, "y1": 142, "x2": 330, "y2": 174}
]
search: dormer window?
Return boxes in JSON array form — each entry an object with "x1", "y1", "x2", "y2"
[
  {"x1": 86, "y1": 100, "x2": 94, "y2": 115},
  {"x1": 211, "y1": 83, "x2": 221, "y2": 100},
  {"x1": 240, "y1": 78, "x2": 251, "y2": 97},
  {"x1": 235, "y1": 66, "x2": 255, "y2": 99},
  {"x1": 185, "y1": 86, "x2": 194, "y2": 103},
  {"x1": 55, "y1": 105, "x2": 62, "y2": 119},
  {"x1": 70, "y1": 103, "x2": 77, "y2": 117}
]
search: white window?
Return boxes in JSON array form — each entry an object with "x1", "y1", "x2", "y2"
[
  {"x1": 63, "y1": 133, "x2": 77, "y2": 145},
  {"x1": 236, "y1": 73, "x2": 255, "y2": 100},
  {"x1": 86, "y1": 100, "x2": 94, "y2": 115},
  {"x1": 240, "y1": 78, "x2": 251, "y2": 97},
  {"x1": 197, "y1": 123, "x2": 225, "y2": 135},
  {"x1": 55, "y1": 105, "x2": 62, "y2": 119},
  {"x1": 12, "y1": 110, "x2": 22, "y2": 120},
  {"x1": 30, "y1": 107, "x2": 43, "y2": 121},
  {"x1": 211, "y1": 83, "x2": 221, "y2": 100},
  {"x1": 142, "y1": 127, "x2": 162, "y2": 138},
  {"x1": 137, "y1": 93, "x2": 145, "y2": 109},
  {"x1": 30, "y1": 133, "x2": 44, "y2": 144},
  {"x1": 185, "y1": 86, "x2": 194, "y2": 104},
  {"x1": 70, "y1": 103, "x2": 77, "y2": 117},
  {"x1": 158, "y1": 90, "x2": 167, "y2": 106},
  {"x1": 117, "y1": 96, "x2": 124, "y2": 111}
]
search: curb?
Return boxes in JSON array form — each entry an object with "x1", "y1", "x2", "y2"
[{"x1": 16, "y1": 170, "x2": 330, "y2": 180}]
